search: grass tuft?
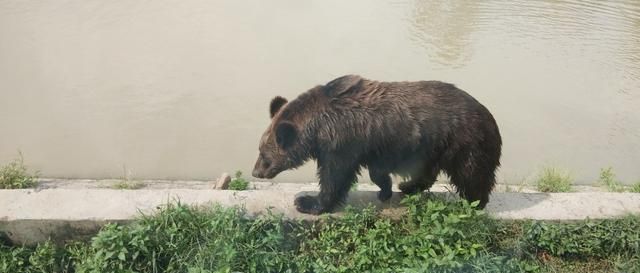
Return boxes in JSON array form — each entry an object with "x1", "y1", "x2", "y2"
[
  {"x1": 228, "y1": 170, "x2": 250, "y2": 191},
  {"x1": 0, "y1": 152, "x2": 38, "y2": 189},
  {"x1": 505, "y1": 178, "x2": 529, "y2": 193},
  {"x1": 598, "y1": 167, "x2": 625, "y2": 192},
  {"x1": 535, "y1": 167, "x2": 573, "y2": 192},
  {"x1": 631, "y1": 181, "x2": 640, "y2": 193},
  {"x1": 110, "y1": 165, "x2": 145, "y2": 190},
  {"x1": 111, "y1": 180, "x2": 145, "y2": 190}
]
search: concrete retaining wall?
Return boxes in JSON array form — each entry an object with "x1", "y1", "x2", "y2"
[{"x1": 1, "y1": 186, "x2": 640, "y2": 245}]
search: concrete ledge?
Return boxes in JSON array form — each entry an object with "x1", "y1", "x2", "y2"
[{"x1": 1, "y1": 188, "x2": 640, "y2": 245}]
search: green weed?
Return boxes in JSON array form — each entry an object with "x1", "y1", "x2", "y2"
[
  {"x1": 505, "y1": 184, "x2": 515, "y2": 193},
  {"x1": 75, "y1": 204, "x2": 294, "y2": 273},
  {"x1": 228, "y1": 170, "x2": 250, "y2": 191},
  {"x1": 294, "y1": 196, "x2": 497, "y2": 273},
  {"x1": 631, "y1": 181, "x2": 640, "y2": 193},
  {"x1": 110, "y1": 165, "x2": 145, "y2": 190},
  {"x1": 535, "y1": 167, "x2": 573, "y2": 192},
  {"x1": 614, "y1": 255, "x2": 640, "y2": 273},
  {"x1": 2, "y1": 196, "x2": 639, "y2": 273},
  {"x1": 505, "y1": 178, "x2": 529, "y2": 193},
  {"x1": 598, "y1": 167, "x2": 625, "y2": 192},
  {"x1": 0, "y1": 152, "x2": 38, "y2": 189},
  {"x1": 0, "y1": 240, "x2": 76, "y2": 273},
  {"x1": 111, "y1": 180, "x2": 145, "y2": 190},
  {"x1": 525, "y1": 216, "x2": 640, "y2": 258}
]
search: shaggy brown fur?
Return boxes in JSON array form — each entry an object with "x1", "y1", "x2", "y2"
[{"x1": 252, "y1": 75, "x2": 502, "y2": 215}]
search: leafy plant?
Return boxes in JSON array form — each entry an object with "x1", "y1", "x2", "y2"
[
  {"x1": 614, "y1": 255, "x2": 640, "y2": 273},
  {"x1": 524, "y1": 216, "x2": 640, "y2": 258},
  {"x1": 0, "y1": 244, "x2": 31, "y2": 273},
  {"x1": 229, "y1": 170, "x2": 250, "y2": 191},
  {"x1": 72, "y1": 203, "x2": 295, "y2": 273},
  {"x1": 0, "y1": 240, "x2": 76, "y2": 273},
  {"x1": 0, "y1": 152, "x2": 38, "y2": 189},
  {"x1": 2, "y1": 196, "x2": 640, "y2": 273},
  {"x1": 294, "y1": 195, "x2": 498, "y2": 273},
  {"x1": 535, "y1": 167, "x2": 573, "y2": 192},
  {"x1": 598, "y1": 167, "x2": 625, "y2": 192}
]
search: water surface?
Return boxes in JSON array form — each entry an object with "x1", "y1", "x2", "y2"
[{"x1": 0, "y1": 0, "x2": 638, "y2": 183}]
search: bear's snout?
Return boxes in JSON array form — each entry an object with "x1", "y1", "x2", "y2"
[
  {"x1": 252, "y1": 168, "x2": 264, "y2": 179},
  {"x1": 253, "y1": 168, "x2": 278, "y2": 179},
  {"x1": 252, "y1": 157, "x2": 268, "y2": 178}
]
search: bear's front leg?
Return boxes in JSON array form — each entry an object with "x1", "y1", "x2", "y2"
[
  {"x1": 369, "y1": 168, "x2": 392, "y2": 202},
  {"x1": 294, "y1": 195, "x2": 324, "y2": 215},
  {"x1": 295, "y1": 158, "x2": 358, "y2": 215}
]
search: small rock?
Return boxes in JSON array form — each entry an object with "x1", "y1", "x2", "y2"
[{"x1": 215, "y1": 173, "x2": 231, "y2": 190}]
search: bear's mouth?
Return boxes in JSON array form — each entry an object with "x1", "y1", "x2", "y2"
[
  {"x1": 252, "y1": 167, "x2": 280, "y2": 179},
  {"x1": 263, "y1": 168, "x2": 280, "y2": 179},
  {"x1": 263, "y1": 172, "x2": 277, "y2": 179}
]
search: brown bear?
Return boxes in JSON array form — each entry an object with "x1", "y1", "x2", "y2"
[{"x1": 252, "y1": 75, "x2": 502, "y2": 215}]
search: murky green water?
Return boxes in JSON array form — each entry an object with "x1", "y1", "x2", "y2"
[{"x1": 1, "y1": 0, "x2": 638, "y2": 184}]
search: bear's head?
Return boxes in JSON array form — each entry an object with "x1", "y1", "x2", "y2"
[{"x1": 252, "y1": 96, "x2": 304, "y2": 179}]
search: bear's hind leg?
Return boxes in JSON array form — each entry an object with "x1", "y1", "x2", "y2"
[
  {"x1": 448, "y1": 152, "x2": 496, "y2": 209},
  {"x1": 369, "y1": 168, "x2": 392, "y2": 202},
  {"x1": 450, "y1": 172, "x2": 493, "y2": 209}
]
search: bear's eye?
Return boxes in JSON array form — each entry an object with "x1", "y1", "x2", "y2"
[
  {"x1": 262, "y1": 159, "x2": 271, "y2": 168},
  {"x1": 260, "y1": 153, "x2": 271, "y2": 168}
]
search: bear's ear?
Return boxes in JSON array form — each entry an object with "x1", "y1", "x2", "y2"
[
  {"x1": 324, "y1": 75, "x2": 363, "y2": 97},
  {"x1": 275, "y1": 121, "x2": 297, "y2": 150},
  {"x1": 269, "y1": 96, "x2": 288, "y2": 118}
]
